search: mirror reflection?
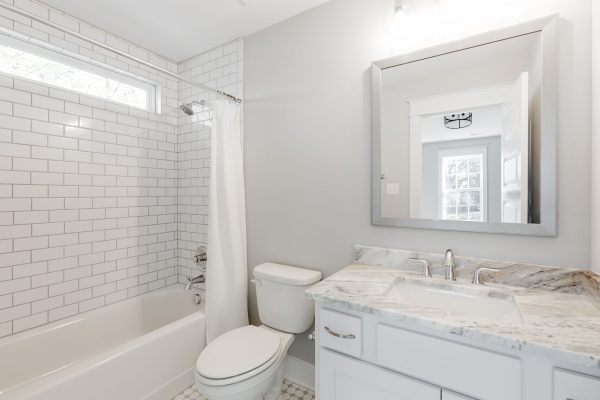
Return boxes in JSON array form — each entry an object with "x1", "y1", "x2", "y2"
[{"x1": 379, "y1": 32, "x2": 542, "y2": 225}]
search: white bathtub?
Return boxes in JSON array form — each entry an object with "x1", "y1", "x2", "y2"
[{"x1": 0, "y1": 286, "x2": 205, "y2": 400}]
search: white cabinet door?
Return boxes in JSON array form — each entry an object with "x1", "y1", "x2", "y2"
[
  {"x1": 443, "y1": 389, "x2": 476, "y2": 400},
  {"x1": 554, "y1": 369, "x2": 600, "y2": 400},
  {"x1": 319, "y1": 348, "x2": 440, "y2": 400}
]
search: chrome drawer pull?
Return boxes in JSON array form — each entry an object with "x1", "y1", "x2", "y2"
[{"x1": 325, "y1": 326, "x2": 356, "y2": 339}]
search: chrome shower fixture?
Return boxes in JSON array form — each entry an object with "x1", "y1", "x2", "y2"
[{"x1": 179, "y1": 100, "x2": 207, "y2": 116}]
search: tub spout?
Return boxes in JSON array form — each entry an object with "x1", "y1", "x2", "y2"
[{"x1": 185, "y1": 274, "x2": 205, "y2": 290}]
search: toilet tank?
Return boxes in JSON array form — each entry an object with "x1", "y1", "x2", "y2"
[{"x1": 253, "y1": 263, "x2": 322, "y2": 333}]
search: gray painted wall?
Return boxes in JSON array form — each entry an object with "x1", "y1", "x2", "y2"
[{"x1": 244, "y1": 0, "x2": 592, "y2": 364}]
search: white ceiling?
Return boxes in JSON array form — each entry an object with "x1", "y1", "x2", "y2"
[{"x1": 39, "y1": 0, "x2": 331, "y2": 62}]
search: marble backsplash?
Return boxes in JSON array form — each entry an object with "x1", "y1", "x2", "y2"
[{"x1": 354, "y1": 245, "x2": 600, "y2": 297}]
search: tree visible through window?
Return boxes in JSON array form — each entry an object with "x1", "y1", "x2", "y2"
[
  {"x1": 441, "y1": 153, "x2": 485, "y2": 222},
  {"x1": 0, "y1": 43, "x2": 150, "y2": 110}
]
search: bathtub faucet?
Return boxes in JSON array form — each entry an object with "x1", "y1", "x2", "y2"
[{"x1": 185, "y1": 274, "x2": 205, "y2": 290}]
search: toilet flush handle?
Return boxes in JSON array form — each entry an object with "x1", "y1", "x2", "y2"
[{"x1": 250, "y1": 279, "x2": 262, "y2": 287}]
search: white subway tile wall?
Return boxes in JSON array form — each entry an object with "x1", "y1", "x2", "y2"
[
  {"x1": 0, "y1": 0, "x2": 244, "y2": 337},
  {"x1": 176, "y1": 39, "x2": 243, "y2": 285}
]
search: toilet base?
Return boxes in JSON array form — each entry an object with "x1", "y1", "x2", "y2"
[{"x1": 196, "y1": 355, "x2": 287, "y2": 400}]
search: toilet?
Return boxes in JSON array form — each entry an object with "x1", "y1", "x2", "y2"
[{"x1": 195, "y1": 263, "x2": 322, "y2": 400}]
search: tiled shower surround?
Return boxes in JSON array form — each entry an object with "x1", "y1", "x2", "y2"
[
  {"x1": 0, "y1": 0, "x2": 242, "y2": 337},
  {"x1": 176, "y1": 39, "x2": 243, "y2": 286}
]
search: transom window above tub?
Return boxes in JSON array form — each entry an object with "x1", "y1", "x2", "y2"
[{"x1": 0, "y1": 36, "x2": 157, "y2": 111}]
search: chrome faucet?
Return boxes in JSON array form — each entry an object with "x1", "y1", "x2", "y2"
[
  {"x1": 472, "y1": 267, "x2": 500, "y2": 285},
  {"x1": 444, "y1": 249, "x2": 456, "y2": 281},
  {"x1": 185, "y1": 273, "x2": 205, "y2": 290},
  {"x1": 410, "y1": 258, "x2": 432, "y2": 278}
]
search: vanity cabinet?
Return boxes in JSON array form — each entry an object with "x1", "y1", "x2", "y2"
[
  {"x1": 319, "y1": 348, "x2": 440, "y2": 400},
  {"x1": 315, "y1": 305, "x2": 600, "y2": 400},
  {"x1": 554, "y1": 369, "x2": 600, "y2": 400}
]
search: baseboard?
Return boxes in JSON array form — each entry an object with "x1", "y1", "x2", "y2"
[{"x1": 284, "y1": 355, "x2": 315, "y2": 390}]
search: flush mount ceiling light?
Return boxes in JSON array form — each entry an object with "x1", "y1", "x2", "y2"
[
  {"x1": 387, "y1": 0, "x2": 412, "y2": 39},
  {"x1": 444, "y1": 112, "x2": 473, "y2": 129},
  {"x1": 438, "y1": 0, "x2": 470, "y2": 24}
]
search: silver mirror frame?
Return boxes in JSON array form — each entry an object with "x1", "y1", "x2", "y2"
[{"x1": 372, "y1": 15, "x2": 558, "y2": 237}]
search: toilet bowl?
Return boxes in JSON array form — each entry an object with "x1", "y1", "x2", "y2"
[{"x1": 195, "y1": 263, "x2": 322, "y2": 400}]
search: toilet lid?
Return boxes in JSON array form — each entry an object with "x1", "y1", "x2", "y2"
[{"x1": 197, "y1": 326, "x2": 281, "y2": 380}]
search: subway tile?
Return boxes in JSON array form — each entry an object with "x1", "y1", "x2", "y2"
[
  {"x1": 33, "y1": 222, "x2": 64, "y2": 237},
  {"x1": 0, "y1": 277, "x2": 30, "y2": 295},
  {"x1": 48, "y1": 304, "x2": 78, "y2": 322},
  {"x1": 0, "y1": 198, "x2": 31, "y2": 211},
  {"x1": 13, "y1": 158, "x2": 48, "y2": 172},
  {"x1": 13, "y1": 104, "x2": 48, "y2": 121},
  {"x1": 31, "y1": 295, "x2": 63, "y2": 314},
  {"x1": 13, "y1": 185, "x2": 48, "y2": 198},
  {"x1": 31, "y1": 172, "x2": 63, "y2": 185},
  {"x1": 0, "y1": 170, "x2": 30, "y2": 184},
  {"x1": 31, "y1": 271, "x2": 62, "y2": 288},
  {"x1": 48, "y1": 256, "x2": 78, "y2": 272},
  {"x1": 13, "y1": 312, "x2": 47, "y2": 333},
  {"x1": 64, "y1": 288, "x2": 92, "y2": 305},
  {"x1": 31, "y1": 146, "x2": 63, "y2": 161},
  {"x1": 79, "y1": 296, "x2": 104, "y2": 313},
  {"x1": 31, "y1": 246, "x2": 63, "y2": 263},
  {"x1": 0, "y1": 224, "x2": 31, "y2": 240},
  {"x1": 13, "y1": 130, "x2": 48, "y2": 146},
  {"x1": 48, "y1": 280, "x2": 77, "y2": 297},
  {"x1": 0, "y1": 87, "x2": 31, "y2": 105},
  {"x1": 32, "y1": 94, "x2": 64, "y2": 112},
  {"x1": 32, "y1": 120, "x2": 63, "y2": 136},
  {"x1": 64, "y1": 265, "x2": 91, "y2": 281},
  {"x1": 14, "y1": 211, "x2": 48, "y2": 225},
  {"x1": 0, "y1": 304, "x2": 30, "y2": 324},
  {"x1": 13, "y1": 261, "x2": 47, "y2": 279},
  {"x1": 14, "y1": 236, "x2": 49, "y2": 251},
  {"x1": 32, "y1": 198, "x2": 64, "y2": 211},
  {"x1": 49, "y1": 209, "x2": 79, "y2": 222},
  {"x1": 13, "y1": 287, "x2": 48, "y2": 305}
]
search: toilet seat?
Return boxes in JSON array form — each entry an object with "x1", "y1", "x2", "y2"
[{"x1": 196, "y1": 326, "x2": 281, "y2": 386}]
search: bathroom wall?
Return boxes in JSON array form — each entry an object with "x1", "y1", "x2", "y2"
[
  {"x1": 176, "y1": 39, "x2": 244, "y2": 284},
  {"x1": 0, "y1": 0, "x2": 180, "y2": 337},
  {"x1": 244, "y1": 0, "x2": 593, "y2": 363},
  {"x1": 592, "y1": 0, "x2": 600, "y2": 273}
]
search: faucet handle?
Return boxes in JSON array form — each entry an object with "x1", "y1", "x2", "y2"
[
  {"x1": 410, "y1": 257, "x2": 432, "y2": 278},
  {"x1": 472, "y1": 267, "x2": 500, "y2": 285}
]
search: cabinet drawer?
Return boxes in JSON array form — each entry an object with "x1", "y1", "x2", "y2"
[
  {"x1": 554, "y1": 369, "x2": 600, "y2": 400},
  {"x1": 319, "y1": 309, "x2": 362, "y2": 358},
  {"x1": 376, "y1": 324, "x2": 521, "y2": 400}
]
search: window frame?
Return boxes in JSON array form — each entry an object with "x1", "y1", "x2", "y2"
[
  {"x1": 438, "y1": 146, "x2": 488, "y2": 222},
  {"x1": 0, "y1": 33, "x2": 159, "y2": 112}
]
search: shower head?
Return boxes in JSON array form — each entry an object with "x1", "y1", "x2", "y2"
[
  {"x1": 179, "y1": 100, "x2": 207, "y2": 116},
  {"x1": 179, "y1": 103, "x2": 195, "y2": 116}
]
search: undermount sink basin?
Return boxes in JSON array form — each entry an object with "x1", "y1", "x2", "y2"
[{"x1": 384, "y1": 278, "x2": 524, "y2": 324}]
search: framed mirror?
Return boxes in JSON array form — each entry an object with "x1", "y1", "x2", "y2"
[{"x1": 372, "y1": 15, "x2": 558, "y2": 236}]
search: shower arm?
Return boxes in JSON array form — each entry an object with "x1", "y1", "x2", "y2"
[{"x1": 0, "y1": 2, "x2": 242, "y2": 104}]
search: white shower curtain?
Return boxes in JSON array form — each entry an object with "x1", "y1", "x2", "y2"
[{"x1": 205, "y1": 100, "x2": 249, "y2": 343}]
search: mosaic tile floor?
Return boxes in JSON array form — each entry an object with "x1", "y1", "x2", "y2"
[{"x1": 172, "y1": 379, "x2": 315, "y2": 400}]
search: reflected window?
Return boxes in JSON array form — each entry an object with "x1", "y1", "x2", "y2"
[{"x1": 440, "y1": 150, "x2": 486, "y2": 222}]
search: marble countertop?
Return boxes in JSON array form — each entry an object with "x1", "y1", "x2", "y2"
[{"x1": 306, "y1": 263, "x2": 600, "y2": 369}]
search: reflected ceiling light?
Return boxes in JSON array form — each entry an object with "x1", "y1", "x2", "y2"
[
  {"x1": 387, "y1": 0, "x2": 412, "y2": 39},
  {"x1": 438, "y1": 0, "x2": 469, "y2": 24},
  {"x1": 444, "y1": 112, "x2": 473, "y2": 129}
]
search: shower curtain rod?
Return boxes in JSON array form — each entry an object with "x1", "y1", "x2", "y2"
[{"x1": 0, "y1": 2, "x2": 242, "y2": 104}]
